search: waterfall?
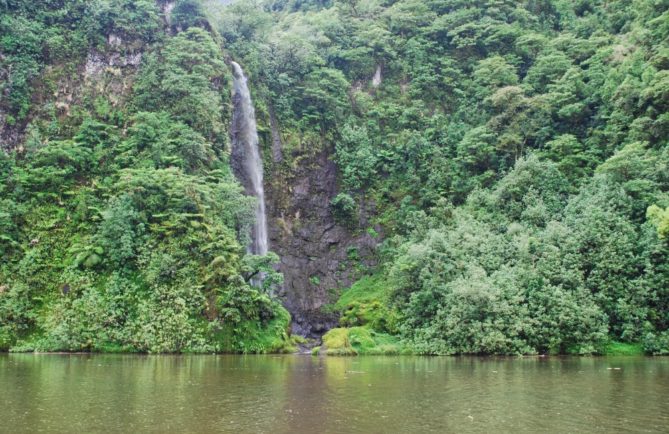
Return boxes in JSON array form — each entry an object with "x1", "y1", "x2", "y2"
[
  {"x1": 230, "y1": 61, "x2": 268, "y2": 257},
  {"x1": 372, "y1": 65, "x2": 382, "y2": 87}
]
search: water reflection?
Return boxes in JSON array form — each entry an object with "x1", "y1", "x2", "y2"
[{"x1": 1, "y1": 354, "x2": 667, "y2": 433}]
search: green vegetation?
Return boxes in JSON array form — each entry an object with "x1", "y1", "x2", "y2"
[
  {"x1": 335, "y1": 275, "x2": 398, "y2": 333},
  {"x1": 319, "y1": 326, "x2": 403, "y2": 355},
  {"x1": 603, "y1": 341, "x2": 644, "y2": 356},
  {"x1": 207, "y1": 0, "x2": 668, "y2": 355},
  {"x1": 0, "y1": 0, "x2": 289, "y2": 353},
  {"x1": 1, "y1": 0, "x2": 668, "y2": 355}
]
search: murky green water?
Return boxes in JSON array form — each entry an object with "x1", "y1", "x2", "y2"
[{"x1": 1, "y1": 354, "x2": 668, "y2": 433}]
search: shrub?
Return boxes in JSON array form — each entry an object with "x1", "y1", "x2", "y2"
[{"x1": 331, "y1": 193, "x2": 356, "y2": 224}]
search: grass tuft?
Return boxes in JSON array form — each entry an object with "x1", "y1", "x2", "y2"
[{"x1": 602, "y1": 341, "x2": 643, "y2": 356}]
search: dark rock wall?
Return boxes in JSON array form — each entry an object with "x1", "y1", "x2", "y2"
[{"x1": 265, "y1": 146, "x2": 379, "y2": 337}]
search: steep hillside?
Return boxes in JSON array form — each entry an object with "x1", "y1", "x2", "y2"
[
  {"x1": 1, "y1": 0, "x2": 668, "y2": 355},
  {"x1": 209, "y1": 0, "x2": 669, "y2": 355},
  {"x1": 0, "y1": 0, "x2": 291, "y2": 353}
]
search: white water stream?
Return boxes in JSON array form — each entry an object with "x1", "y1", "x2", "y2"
[{"x1": 231, "y1": 61, "x2": 268, "y2": 256}]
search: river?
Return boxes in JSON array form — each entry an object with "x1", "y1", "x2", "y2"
[{"x1": 1, "y1": 354, "x2": 667, "y2": 433}]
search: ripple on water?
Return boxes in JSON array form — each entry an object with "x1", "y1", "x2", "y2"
[{"x1": 0, "y1": 354, "x2": 668, "y2": 433}]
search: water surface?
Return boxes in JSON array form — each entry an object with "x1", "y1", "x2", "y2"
[{"x1": 1, "y1": 354, "x2": 667, "y2": 433}]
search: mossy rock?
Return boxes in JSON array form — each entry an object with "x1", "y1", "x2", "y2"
[
  {"x1": 335, "y1": 275, "x2": 400, "y2": 333},
  {"x1": 322, "y1": 326, "x2": 403, "y2": 356}
]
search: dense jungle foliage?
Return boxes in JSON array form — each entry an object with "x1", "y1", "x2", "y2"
[
  {"x1": 1, "y1": 0, "x2": 668, "y2": 354},
  {"x1": 210, "y1": 0, "x2": 669, "y2": 355},
  {"x1": 0, "y1": 0, "x2": 290, "y2": 353}
]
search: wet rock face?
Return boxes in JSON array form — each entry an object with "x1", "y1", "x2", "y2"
[
  {"x1": 266, "y1": 149, "x2": 379, "y2": 338},
  {"x1": 161, "y1": 1, "x2": 176, "y2": 25},
  {"x1": 0, "y1": 117, "x2": 21, "y2": 151},
  {"x1": 1, "y1": 34, "x2": 143, "y2": 152}
]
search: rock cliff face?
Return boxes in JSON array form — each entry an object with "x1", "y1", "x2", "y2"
[
  {"x1": 1, "y1": 1, "x2": 176, "y2": 152},
  {"x1": 265, "y1": 145, "x2": 379, "y2": 337},
  {"x1": 1, "y1": 35, "x2": 144, "y2": 152}
]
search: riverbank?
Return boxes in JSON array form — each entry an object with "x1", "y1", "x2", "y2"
[{"x1": 1, "y1": 338, "x2": 652, "y2": 357}]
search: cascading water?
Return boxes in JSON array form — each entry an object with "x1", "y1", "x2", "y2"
[{"x1": 230, "y1": 61, "x2": 268, "y2": 257}]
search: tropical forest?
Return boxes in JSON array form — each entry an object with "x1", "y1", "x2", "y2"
[{"x1": 1, "y1": 0, "x2": 668, "y2": 359}]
